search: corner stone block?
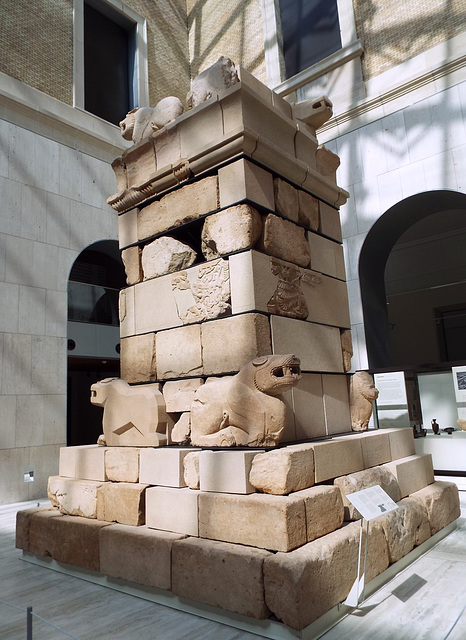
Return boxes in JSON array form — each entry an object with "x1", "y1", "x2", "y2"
[
  {"x1": 311, "y1": 438, "x2": 364, "y2": 483},
  {"x1": 382, "y1": 454, "x2": 434, "y2": 498},
  {"x1": 172, "y1": 537, "x2": 272, "y2": 620},
  {"x1": 297, "y1": 485, "x2": 344, "y2": 542},
  {"x1": 322, "y1": 374, "x2": 351, "y2": 435},
  {"x1": 162, "y1": 378, "x2": 204, "y2": 413},
  {"x1": 199, "y1": 450, "x2": 260, "y2": 494},
  {"x1": 263, "y1": 214, "x2": 310, "y2": 268},
  {"x1": 121, "y1": 246, "x2": 141, "y2": 285},
  {"x1": 120, "y1": 333, "x2": 156, "y2": 384},
  {"x1": 139, "y1": 447, "x2": 194, "y2": 487},
  {"x1": 125, "y1": 139, "x2": 156, "y2": 189},
  {"x1": 118, "y1": 208, "x2": 138, "y2": 249},
  {"x1": 263, "y1": 520, "x2": 388, "y2": 630},
  {"x1": 319, "y1": 201, "x2": 342, "y2": 242},
  {"x1": 119, "y1": 286, "x2": 135, "y2": 338},
  {"x1": 249, "y1": 446, "x2": 315, "y2": 495},
  {"x1": 156, "y1": 324, "x2": 203, "y2": 379},
  {"x1": 47, "y1": 476, "x2": 105, "y2": 518},
  {"x1": 201, "y1": 313, "x2": 271, "y2": 375},
  {"x1": 334, "y1": 466, "x2": 402, "y2": 520},
  {"x1": 377, "y1": 497, "x2": 431, "y2": 563},
  {"x1": 100, "y1": 523, "x2": 185, "y2": 590},
  {"x1": 201, "y1": 204, "x2": 262, "y2": 259},
  {"x1": 16, "y1": 507, "x2": 62, "y2": 551},
  {"x1": 298, "y1": 190, "x2": 319, "y2": 230},
  {"x1": 59, "y1": 445, "x2": 107, "y2": 481},
  {"x1": 105, "y1": 447, "x2": 140, "y2": 483},
  {"x1": 96, "y1": 482, "x2": 147, "y2": 526},
  {"x1": 28, "y1": 510, "x2": 110, "y2": 571},
  {"x1": 409, "y1": 481, "x2": 460, "y2": 535},
  {"x1": 308, "y1": 232, "x2": 345, "y2": 280},
  {"x1": 384, "y1": 427, "x2": 416, "y2": 460},
  {"x1": 199, "y1": 491, "x2": 307, "y2": 552},
  {"x1": 146, "y1": 486, "x2": 200, "y2": 536},
  {"x1": 218, "y1": 158, "x2": 274, "y2": 211}
]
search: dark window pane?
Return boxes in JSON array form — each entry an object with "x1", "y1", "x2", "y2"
[{"x1": 280, "y1": 0, "x2": 342, "y2": 78}]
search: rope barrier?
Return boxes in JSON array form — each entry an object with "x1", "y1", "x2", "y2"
[{"x1": 0, "y1": 599, "x2": 80, "y2": 640}]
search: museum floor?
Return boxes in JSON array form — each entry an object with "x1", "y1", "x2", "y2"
[{"x1": 1, "y1": 492, "x2": 465, "y2": 640}]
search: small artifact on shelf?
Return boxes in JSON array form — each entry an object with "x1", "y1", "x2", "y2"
[
  {"x1": 431, "y1": 419, "x2": 440, "y2": 435},
  {"x1": 443, "y1": 427, "x2": 455, "y2": 435}
]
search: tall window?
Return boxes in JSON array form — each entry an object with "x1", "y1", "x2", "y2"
[{"x1": 279, "y1": 0, "x2": 342, "y2": 78}]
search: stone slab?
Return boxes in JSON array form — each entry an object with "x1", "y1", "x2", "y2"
[
  {"x1": 199, "y1": 450, "x2": 260, "y2": 494},
  {"x1": 201, "y1": 204, "x2": 262, "y2": 259},
  {"x1": 298, "y1": 485, "x2": 344, "y2": 542},
  {"x1": 183, "y1": 451, "x2": 200, "y2": 489},
  {"x1": 139, "y1": 447, "x2": 194, "y2": 487},
  {"x1": 146, "y1": 486, "x2": 200, "y2": 536},
  {"x1": 263, "y1": 213, "x2": 310, "y2": 267},
  {"x1": 162, "y1": 378, "x2": 204, "y2": 413},
  {"x1": 218, "y1": 157, "x2": 275, "y2": 211},
  {"x1": 118, "y1": 208, "x2": 138, "y2": 249},
  {"x1": 172, "y1": 537, "x2": 271, "y2": 619},
  {"x1": 142, "y1": 236, "x2": 197, "y2": 280},
  {"x1": 384, "y1": 427, "x2": 416, "y2": 460},
  {"x1": 199, "y1": 491, "x2": 307, "y2": 552},
  {"x1": 121, "y1": 246, "x2": 141, "y2": 285},
  {"x1": 308, "y1": 232, "x2": 345, "y2": 280},
  {"x1": 409, "y1": 481, "x2": 461, "y2": 535},
  {"x1": 319, "y1": 201, "x2": 342, "y2": 242},
  {"x1": 290, "y1": 374, "x2": 326, "y2": 440},
  {"x1": 322, "y1": 374, "x2": 351, "y2": 435},
  {"x1": 59, "y1": 445, "x2": 107, "y2": 481},
  {"x1": 382, "y1": 454, "x2": 434, "y2": 498},
  {"x1": 377, "y1": 497, "x2": 431, "y2": 563},
  {"x1": 311, "y1": 439, "x2": 364, "y2": 483},
  {"x1": 249, "y1": 446, "x2": 315, "y2": 495},
  {"x1": 119, "y1": 286, "x2": 135, "y2": 338},
  {"x1": 156, "y1": 324, "x2": 203, "y2": 379},
  {"x1": 345, "y1": 430, "x2": 392, "y2": 468},
  {"x1": 100, "y1": 523, "x2": 185, "y2": 590},
  {"x1": 334, "y1": 466, "x2": 402, "y2": 520},
  {"x1": 16, "y1": 507, "x2": 62, "y2": 551},
  {"x1": 273, "y1": 177, "x2": 299, "y2": 223},
  {"x1": 298, "y1": 189, "x2": 320, "y2": 230},
  {"x1": 105, "y1": 447, "x2": 140, "y2": 483},
  {"x1": 120, "y1": 333, "x2": 156, "y2": 384},
  {"x1": 96, "y1": 482, "x2": 147, "y2": 526},
  {"x1": 47, "y1": 476, "x2": 104, "y2": 518}
]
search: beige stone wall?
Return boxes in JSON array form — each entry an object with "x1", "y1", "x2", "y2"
[
  {"x1": 354, "y1": 0, "x2": 466, "y2": 80},
  {"x1": 186, "y1": 0, "x2": 267, "y2": 82}
]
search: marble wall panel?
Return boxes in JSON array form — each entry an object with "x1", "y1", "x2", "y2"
[
  {"x1": 0, "y1": 395, "x2": 16, "y2": 448},
  {"x1": 19, "y1": 286, "x2": 46, "y2": 336},
  {"x1": 0, "y1": 283, "x2": 20, "y2": 333},
  {"x1": 2, "y1": 333, "x2": 32, "y2": 394},
  {"x1": 20, "y1": 184, "x2": 47, "y2": 242},
  {"x1": 0, "y1": 176, "x2": 21, "y2": 236},
  {"x1": 46, "y1": 192, "x2": 71, "y2": 248}
]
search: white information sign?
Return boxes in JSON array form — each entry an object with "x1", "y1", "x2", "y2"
[
  {"x1": 346, "y1": 485, "x2": 398, "y2": 521},
  {"x1": 452, "y1": 366, "x2": 466, "y2": 403},
  {"x1": 374, "y1": 371, "x2": 408, "y2": 407}
]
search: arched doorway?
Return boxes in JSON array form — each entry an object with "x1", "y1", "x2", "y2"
[{"x1": 67, "y1": 240, "x2": 126, "y2": 446}]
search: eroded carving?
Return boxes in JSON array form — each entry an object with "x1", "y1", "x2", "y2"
[
  {"x1": 349, "y1": 371, "x2": 379, "y2": 432},
  {"x1": 189, "y1": 354, "x2": 301, "y2": 447},
  {"x1": 142, "y1": 236, "x2": 196, "y2": 280},
  {"x1": 187, "y1": 56, "x2": 239, "y2": 108},
  {"x1": 340, "y1": 329, "x2": 353, "y2": 373},
  {"x1": 120, "y1": 96, "x2": 184, "y2": 144}
]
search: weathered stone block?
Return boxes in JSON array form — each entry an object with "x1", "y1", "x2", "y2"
[
  {"x1": 201, "y1": 313, "x2": 271, "y2": 375},
  {"x1": 201, "y1": 204, "x2": 262, "y2": 259},
  {"x1": 47, "y1": 476, "x2": 104, "y2": 518},
  {"x1": 249, "y1": 446, "x2": 315, "y2": 495},
  {"x1": 311, "y1": 439, "x2": 364, "y2": 483},
  {"x1": 59, "y1": 445, "x2": 107, "y2": 481},
  {"x1": 153, "y1": 123, "x2": 181, "y2": 170},
  {"x1": 263, "y1": 214, "x2": 310, "y2": 267},
  {"x1": 139, "y1": 447, "x2": 194, "y2": 487},
  {"x1": 299, "y1": 485, "x2": 344, "y2": 542},
  {"x1": 322, "y1": 374, "x2": 351, "y2": 435},
  {"x1": 156, "y1": 324, "x2": 203, "y2": 379},
  {"x1": 96, "y1": 482, "x2": 147, "y2": 526},
  {"x1": 199, "y1": 450, "x2": 259, "y2": 494},
  {"x1": 125, "y1": 139, "x2": 157, "y2": 188},
  {"x1": 183, "y1": 451, "x2": 200, "y2": 489},
  {"x1": 146, "y1": 486, "x2": 200, "y2": 536},
  {"x1": 334, "y1": 466, "x2": 402, "y2": 520},
  {"x1": 378, "y1": 497, "x2": 431, "y2": 563},
  {"x1": 308, "y1": 232, "x2": 345, "y2": 280},
  {"x1": 100, "y1": 523, "x2": 185, "y2": 590},
  {"x1": 347, "y1": 430, "x2": 392, "y2": 468},
  {"x1": 298, "y1": 190, "x2": 319, "y2": 230},
  {"x1": 409, "y1": 481, "x2": 460, "y2": 534},
  {"x1": 120, "y1": 333, "x2": 156, "y2": 384},
  {"x1": 105, "y1": 447, "x2": 140, "y2": 483},
  {"x1": 385, "y1": 427, "x2": 415, "y2": 460},
  {"x1": 162, "y1": 378, "x2": 204, "y2": 413},
  {"x1": 121, "y1": 246, "x2": 141, "y2": 285},
  {"x1": 199, "y1": 491, "x2": 307, "y2": 552},
  {"x1": 172, "y1": 537, "x2": 272, "y2": 619},
  {"x1": 264, "y1": 520, "x2": 389, "y2": 630},
  {"x1": 179, "y1": 99, "x2": 225, "y2": 158},
  {"x1": 218, "y1": 157, "x2": 275, "y2": 211},
  {"x1": 142, "y1": 236, "x2": 196, "y2": 280},
  {"x1": 16, "y1": 507, "x2": 62, "y2": 551},
  {"x1": 273, "y1": 177, "x2": 299, "y2": 223},
  {"x1": 383, "y1": 454, "x2": 434, "y2": 498}
]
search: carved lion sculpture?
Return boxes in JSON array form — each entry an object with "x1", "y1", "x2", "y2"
[
  {"x1": 119, "y1": 96, "x2": 184, "y2": 144},
  {"x1": 349, "y1": 371, "x2": 379, "y2": 432},
  {"x1": 189, "y1": 354, "x2": 301, "y2": 447}
]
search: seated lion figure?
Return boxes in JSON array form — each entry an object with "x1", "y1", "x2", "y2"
[{"x1": 119, "y1": 96, "x2": 183, "y2": 144}]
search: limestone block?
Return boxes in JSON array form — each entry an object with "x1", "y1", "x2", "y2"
[
  {"x1": 125, "y1": 139, "x2": 157, "y2": 189},
  {"x1": 47, "y1": 476, "x2": 104, "y2": 518},
  {"x1": 16, "y1": 507, "x2": 62, "y2": 551},
  {"x1": 59, "y1": 444, "x2": 107, "y2": 481},
  {"x1": 323, "y1": 374, "x2": 351, "y2": 435},
  {"x1": 201, "y1": 204, "x2": 262, "y2": 259},
  {"x1": 409, "y1": 481, "x2": 460, "y2": 534},
  {"x1": 118, "y1": 208, "x2": 138, "y2": 249},
  {"x1": 341, "y1": 329, "x2": 353, "y2": 372},
  {"x1": 142, "y1": 236, "x2": 197, "y2": 280},
  {"x1": 218, "y1": 158, "x2": 274, "y2": 210},
  {"x1": 90, "y1": 378, "x2": 172, "y2": 447},
  {"x1": 179, "y1": 98, "x2": 225, "y2": 158},
  {"x1": 298, "y1": 190, "x2": 319, "y2": 230},
  {"x1": 334, "y1": 466, "x2": 402, "y2": 520},
  {"x1": 201, "y1": 313, "x2": 271, "y2": 376},
  {"x1": 121, "y1": 246, "x2": 141, "y2": 285},
  {"x1": 105, "y1": 447, "x2": 139, "y2": 483},
  {"x1": 172, "y1": 537, "x2": 271, "y2": 619},
  {"x1": 100, "y1": 523, "x2": 185, "y2": 590},
  {"x1": 146, "y1": 486, "x2": 200, "y2": 536},
  {"x1": 273, "y1": 177, "x2": 299, "y2": 223},
  {"x1": 291, "y1": 374, "x2": 326, "y2": 440},
  {"x1": 119, "y1": 287, "x2": 135, "y2": 338},
  {"x1": 153, "y1": 122, "x2": 181, "y2": 170},
  {"x1": 162, "y1": 378, "x2": 204, "y2": 413},
  {"x1": 96, "y1": 482, "x2": 147, "y2": 526},
  {"x1": 383, "y1": 454, "x2": 434, "y2": 498},
  {"x1": 311, "y1": 439, "x2": 364, "y2": 483},
  {"x1": 171, "y1": 412, "x2": 191, "y2": 445},
  {"x1": 139, "y1": 447, "x2": 194, "y2": 487},
  {"x1": 27, "y1": 510, "x2": 110, "y2": 571},
  {"x1": 187, "y1": 56, "x2": 239, "y2": 108},
  {"x1": 271, "y1": 316, "x2": 344, "y2": 373},
  {"x1": 351, "y1": 430, "x2": 392, "y2": 468},
  {"x1": 385, "y1": 427, "x2": 416, "y2": 460},
  {"x1": 308, "y1": 232, "x2": 345, "y2": 280},
  {"x1": 316, "y1": 145, "x2": 340, "y2": 183},
  {"x1": 156, "y1": 324, "x2": 203, "y2": 379},
  {"x1": 350, "y1": 372, "x2": 379, "y2": 432},
  {"x1": 378, "y1": 497, "x2": 431, "y2": 563},
  {"x1": 183, "y1": 451, "x2": 200, "y2": 489},
  {"x1": 294, "y1": 125, "x2": 318, "y2": 169},
  {"x1": 263, "y1": 214, "x2": 310, "y2": 267},
  {"x1": 199, "y1": 491, "x2": 307, "y2": 552},
  {"x1": 264, "y1": 519, "x2": 389, "y2": 630},
  {"x1": 299, "y1": 485, "x2": 345, "y2": 542},
  {"x1": 137, "y1": 176, "x2": 219, "y2": 241},
  {"x1": 320, "y1": 201, "x2": 342, "y2": 242},
  {"x1": 249, "y1": 446, "x2": 315, "y2": 495},
  {"x1": 199, "y1": 450, "x2": 260, "y2": 494},
  {"x1": 120, "y1": 333, "x2": 156, "y2": 384}
]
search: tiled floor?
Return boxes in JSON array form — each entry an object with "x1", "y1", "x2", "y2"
[{"x1": 1, "y1": 493, "x2": 465, "y2": 640}]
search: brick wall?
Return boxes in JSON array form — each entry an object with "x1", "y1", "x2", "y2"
[{"x1": 354, "y1": 0, "x2": 466, "y2": 80}]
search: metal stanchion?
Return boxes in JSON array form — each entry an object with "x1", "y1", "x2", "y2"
[{"x1": 26, "y1": 606, "x2": 33, "y2": 640}]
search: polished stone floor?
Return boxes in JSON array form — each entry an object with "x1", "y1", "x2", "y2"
[{"x1": 1, "y1": 493, "x2": 465, "y2": 640}]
